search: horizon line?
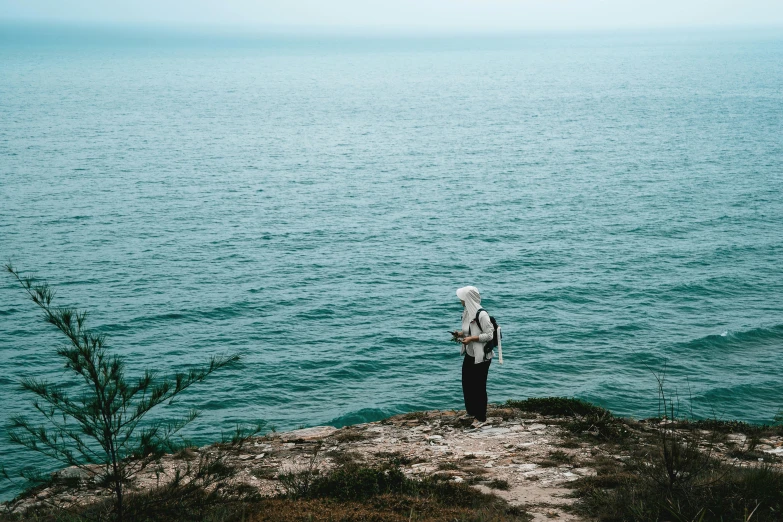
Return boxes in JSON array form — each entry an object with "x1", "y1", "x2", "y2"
[{"x1": 2, "y1": 18, "x2": 783, "y2": 40}]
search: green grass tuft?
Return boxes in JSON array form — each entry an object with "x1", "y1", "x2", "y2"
[
  {"x1": 506, "y1": 397, "x2": 609, "y2": 417},
  {"x1": 572, "y1": 441, "x2": 783, "y2": 521}
]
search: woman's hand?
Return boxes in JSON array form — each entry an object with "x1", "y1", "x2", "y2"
[{"x1": 460, "y1": 336, "x2": 477, "y2": 345}]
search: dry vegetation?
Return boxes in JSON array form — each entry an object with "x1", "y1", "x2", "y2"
[{"x1": 3, "y1": 398, "x2": 783, "y2": 521}]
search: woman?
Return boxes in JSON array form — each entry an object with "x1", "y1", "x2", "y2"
[{"x1": 455, "y1": 286, "x2": 494, "y2": 428}]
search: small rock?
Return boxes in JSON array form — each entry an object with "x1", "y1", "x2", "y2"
[
  {"x1": 279, "y1": 426, "x2": 337, "y2": 441},
  {"x1": 483, "y1": 427, "x2": 511, "y2": 435},
  {"x1": 727, "y1": 434, "x2": 747, "y2": 444},
  {"x1": 527, "y1": 423, "x2": 547, "y2": 431},
  {"x1": 58, "y1": 466, "x2": 90, "y2": 480}
]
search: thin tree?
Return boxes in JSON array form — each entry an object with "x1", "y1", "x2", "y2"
[{"x1": 3, "y1": 264, "x2": 242, "y2": 521}]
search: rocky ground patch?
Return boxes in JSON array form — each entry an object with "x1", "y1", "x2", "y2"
[{"x1": 6, "y1": 400, "x2": 783, "y2": 521}]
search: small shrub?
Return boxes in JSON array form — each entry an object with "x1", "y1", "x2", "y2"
[
  {"x1": 485, "y1": 478, "x2": 511, "y2": 490},
  {"x1": 575, "y1": 455, "x2": 783, "y2": 521},
  {"x1": 307, "y1": 463, "x2": 409, "y2": 501},
  {"x1": 326, "y1": 449, "x2": 363, "y2": 466},
  {"x1": 245, "y1": 496, "x2": 529, "y2": 522},
  {"x1": 281, "y1": 461, "x2": 525, "y2": 518},
  {"x1": 572, "y1": 371, "x2": 783, "y2": 522},
  {"x1": 437, "y1": 461, "x2": 460, "y2": 471},
  {"x1": 565, "y1": 411, "x2": 630, "y2": 442},
  {"x1": 374, "y1": 451, "x2": 419, "y2": 466},
  {"x1": 728, "y1": 448, "x2": 770, "y2": 461},
  {"x1": 278, "y1": 443, "x2": 322, "y2": 497},
  {"x1": 507, "y1": 397, "x2": 631, "y2": 441},
  {"x1": 547, "y1": 450, "x2": 574, "y2": 465},
  {"x1": 506, "y1": 397, "x2": 608, "y2": 418},
  {"x1": 687, "y1": 419, "x2": 766, "y2": 434}
]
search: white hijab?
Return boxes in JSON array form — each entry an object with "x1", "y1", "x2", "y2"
[{"x1": 456, "y1": 286, "x2": 482, "y2": 335}]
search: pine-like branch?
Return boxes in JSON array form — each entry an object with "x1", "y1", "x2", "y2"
[{"x1": 4, "y1": 264, "x2": 244, "y2": 521}]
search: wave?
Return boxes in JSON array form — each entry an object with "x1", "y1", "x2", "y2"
[
  {"x1": 294, "y1": 307, "x2": 335, "y2": 320},
  {"x1": 114, "y1": 302, "x2": 253, "y2": 328},
  {"x1": 679, "y1": 324, "x2": 783, "y2": 352}
]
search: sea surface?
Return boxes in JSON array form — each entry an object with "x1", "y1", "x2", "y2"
[{"x1": 1, "y1": 26, "x2": 782, "y2": 499}]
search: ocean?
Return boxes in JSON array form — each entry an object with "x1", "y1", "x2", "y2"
[{"x1": 1, "y1": 25, "x2": 782, "y2": 499}]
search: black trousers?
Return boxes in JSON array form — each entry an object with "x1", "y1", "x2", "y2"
[{"x1": 462, "y1": 354, "x2": 491, "y2": 422}]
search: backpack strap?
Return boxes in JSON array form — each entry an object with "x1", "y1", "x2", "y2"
[
  {"x1": 473, "y1": 308, "x2": 493, "y2": 362},
  {"x1": 474, "y1": 308, "x2": 487, "y2": 331}
]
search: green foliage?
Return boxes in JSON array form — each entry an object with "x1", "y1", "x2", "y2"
[
  {"x1": 297, "y1": 461, "x2": 514, "y2": 512},
  {"x1": 506, "y1": 397, "x2": 609, "y2": 418},
  {"x1": 686, "y1": 418, "x2": 767, "y2": 434},
  {"x1": 277, "y1": 448, "x2": 522, "y2": 517},
  {"x1": 484, "y1": 478, "x2": 511, "y2": 491},
  {"x1": 307, "y1": 463, "x2": 409, "y2": 501},
  {"x1": 574, "y1": 455, "x2": 783, "y2": 521},
  {"x1": 572, "y1": 369, "x2": 783, "y2": 521},
  {"x1": 277, "y1": 442, "x2": 323, "y2": 498},
  {"x1": 3, "y1": 264, "x2": 255, "y2": 521},
  {"x1": 506, "y1": 397, "x2": 628, "y2": 441},
  {"x1": 373, "y1": 451, "x2": 416, "y2": 466},
  {"x1": 565, "y1": 410, "x2": 630, "y2": 441},
  {"x1": 547, "y1": 450, "x2": 574, "y2": 464}
]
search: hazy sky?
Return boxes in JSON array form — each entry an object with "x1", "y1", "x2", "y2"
[{"x1": 2, "y1": 0, "x2": 782, "y2": 32}]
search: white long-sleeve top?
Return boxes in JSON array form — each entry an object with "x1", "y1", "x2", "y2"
[{"x1": 461, "y1": 310, "x2": 494, "y2": 364}]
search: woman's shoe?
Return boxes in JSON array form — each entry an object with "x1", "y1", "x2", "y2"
[{"x1": 469, "y1": 419, "x2": 486, "y2": 429}]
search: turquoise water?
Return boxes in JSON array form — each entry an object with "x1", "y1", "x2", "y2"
[{"x1": 1, "y1": 26, "x2": 782, "y2": 498}]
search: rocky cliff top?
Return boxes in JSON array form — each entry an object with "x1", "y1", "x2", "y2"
[{"x1": 9, "y1": 403, "x2": 783, "y2": 521}]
